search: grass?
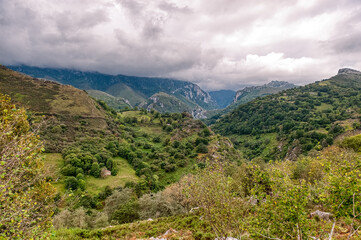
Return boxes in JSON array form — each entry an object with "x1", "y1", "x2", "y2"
[
  {"x1": 53, "y1": 214, "x2": 214, "y2": 240},
  {"x1": 158, "y1": 160, "x2": 196, "y2": 186},
  {"x1": 86, "y1": 157, "x2": 138, "y2": 194},
  {"x1": 43, "y1": 153, "x2": 63, "y2": 177},
  {"x1": 106, "y1": 83, "x2": 146, "y2": 106},
  {"x1": 42, "y1": 153, "x2": 66, "y2": 193},
  {"x1": 139, "y1": 125, "x2": 164, "y2": 135},
  {"x1": 42, "y1": 154, "x2": 138, "y2": 194},
  {"x1": 231, "y1": 133, "x2": 279, "y2": 160},
  {"x1": 315, "y1": 103, "x2": 333, "y2": 111}
]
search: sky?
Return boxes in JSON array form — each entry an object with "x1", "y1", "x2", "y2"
[{"x1": 1, "y1": 0, "x2": 361, "y2": 91}]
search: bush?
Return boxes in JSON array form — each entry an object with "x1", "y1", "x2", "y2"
[
  {"x1": 90, "y1": 162, "x2": 101, "y2": 178},
  {"x1": 138, "y1": 191, "x2": 186, "y2": 219},
  {"x1": 340, "y1": 134, "x2": 361, "y2": 152},
  {"x1": 65, "y1": 176, "x2": 79, "y2": 190},
  {"x1": 196, "y1": 143, "x2": 208, "y2": 153},
  {"x1": 164, "y1": 163, "x2": 176, "y2": 172},
  {"x1": 111, "y1": 200, "x2": 139, "y2": 224},
  {"x1": 104, "y1": 189, "x2": 136, "y2": 218}
]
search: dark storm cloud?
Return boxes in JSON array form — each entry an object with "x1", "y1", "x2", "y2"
[{"x1": 1, "y1": 0, "x2": 361, "y2": 90}]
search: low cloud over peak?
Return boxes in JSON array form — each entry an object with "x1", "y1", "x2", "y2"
[{"x1": 1, "y1": 0, "x2": 361, "y2": 90}]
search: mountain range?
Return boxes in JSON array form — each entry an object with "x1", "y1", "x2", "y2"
[
  {"x1": 3, "y1": 64, "x2": 361, "y2": 239},
  {"x1": 8, "y1": 65, "x2": 217, "y2": 118}
]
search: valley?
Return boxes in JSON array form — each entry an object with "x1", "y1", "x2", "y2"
[
  {"x1": 1, "y1": 65, "x2": 361, "y2": 239},
  {"x1": 3, "y1": 2, "x2": 361, "y2": 239}
]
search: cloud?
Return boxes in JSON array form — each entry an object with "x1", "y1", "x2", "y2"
[{"x1": 0, "y1": 0, "x2": 360, "y2": 90}]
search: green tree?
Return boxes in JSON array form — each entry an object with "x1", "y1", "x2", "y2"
[
  {"x1": 65, "y1": 176, "x2": 79, "y2": 190},
  {"x1": 0, "y1": 94, "x2": 55, "y2": 239},
  {"x1": 90, "y1": 162, "x2": 101, "y2": 178}
]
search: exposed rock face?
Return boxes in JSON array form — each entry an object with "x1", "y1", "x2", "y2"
[
  {"x1": 192, "y1": 107, "x2": 207, "y2": 119},
  {"x1": 172, "y1": 83, "x2": 216, "y2": 108},
  {"x1": 338, "y1": 68, "x2": 361, "y2": 75}
]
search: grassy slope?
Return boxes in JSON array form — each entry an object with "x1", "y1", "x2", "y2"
[
  {"x1": 53, "y1": 214, "x2": 214, "y2": 240},
  {"x1": 105, "y1": 83, "x2": 146, "y2": 106},
  {"x1": 145, "y1": 92, "x2": 193, "y2": 113},
  {"x1": 0, "y1": 65, "x2": 112, "y2": 152},
  {"x1": 86, "y1": 90, "x2": 131, "y2": 109},
  {"x1": 86, "y1": 157, "x2": 138, "y2": 194}
]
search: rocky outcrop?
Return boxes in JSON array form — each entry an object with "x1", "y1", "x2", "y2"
[
  {"x1": 172, "y1": 84, "x2": 216, "y2": 109},
  {"x1": 338, "y1": 68, "x2": 361, "y2": 75},
  {"x1": 192, "y1": 107, "x2": 207, "y2": 119}
]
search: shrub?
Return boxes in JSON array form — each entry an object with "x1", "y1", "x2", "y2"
[
  {"x1": 90, "y1": 162, "x2": 101, "y2": 178},
  {"x1": 111, "y1": 200, "x2": 139, "y2": 224},
  {"x1": 65, "y1": 176, "x2": 79, "y2": 190},
  {"x1": 196, "y1": 143, "x2": 208, "y2": 153},
  {"x1": 340, "y1": 134, "x2": 361, "y2": 152},
  {"x1": 138, "y1": 191, "x2": 185, "y2": 219}
]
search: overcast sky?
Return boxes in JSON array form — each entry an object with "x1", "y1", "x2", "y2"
[{"x1": 1, "y1": 0, "x2": 361, "y2": 90}]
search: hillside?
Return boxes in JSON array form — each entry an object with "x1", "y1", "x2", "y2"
[
  {"x1": 212, "y1": 69, "x2": 361, "y2": 160},
  {"x1": 205, "y1": 81, "x2": 296, "y2": 124},
  {"x1": 0, "y1": 65, "x2": 116, "y2": 152},
  {"x1": 86, "y1": 90, "x2": 131, "y2": 110},
  {"x1": 1, "y1": 64, "x2": 242, "y2": 232},
  {"x1": 8, "y1": 65, "x2": 218, "y2": 113},
  {"x1": 209, "y1": 90, "x2": 236, "y2": 108},
  {"x1": 139, "y1": 92, "x2": 192, "y2": 113}
]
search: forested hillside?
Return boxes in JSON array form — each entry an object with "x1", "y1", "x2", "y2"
[
  {"x1": 212, "y1": 69, "x2": 361, "y2": 160},
  {"x1": 205, "y1": 81, "x2": 296, "y2": 124}
]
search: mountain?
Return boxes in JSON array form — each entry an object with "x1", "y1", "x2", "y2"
[
  {"x1": 0, "y1": 64, "x2": 240, "y2": 188},
  {"x1": 212, "y1": 69, "x2": 361, "y2": 160},
  {"x1": 233, "y1": 80, "x2": 296, "y2": 105},
  {"x1": 86, "y1": 90, "x2": 131, "y2": 110},
  {"x1": 205, "y1": 81, "x2": 296, "y2": 124},
  {"x1": 209, "y1": 90, "x2": 236, "y2": 108},
  {"x1": 0, "y1": 65, "x2": 115, "y2": 152},
  {"x1": 139, "y1": 92, "x2": 192, "y2": 113},
  {"x1": 7, "y1": 65, "x2": 218, "y2": 114}
]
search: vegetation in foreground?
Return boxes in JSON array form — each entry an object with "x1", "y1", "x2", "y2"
[
  {"x1": 0, "y1": 94, "x2": 55, "y2": 239},
  {"x1": 53, "y1": 140, "x2": 361, "y2": 239}
]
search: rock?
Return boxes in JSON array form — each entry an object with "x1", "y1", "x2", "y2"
[
  {"x1": 310, "y1": 210, "x2": 333, "y2": 221},
  {"x1": 338, "y1": 68, "x2": 361, "y2": 75},
  {"x1": 189, "y1": 207, "x2": 199, "y2": 213}
]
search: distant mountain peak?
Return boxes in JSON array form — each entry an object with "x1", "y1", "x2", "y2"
[
  {"x1": 267, "y1": 80, "x2": 295, "y2": 88},
  {"x1": 338, "y1": 68, "x2": 361, "y2": 75}
]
